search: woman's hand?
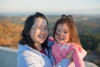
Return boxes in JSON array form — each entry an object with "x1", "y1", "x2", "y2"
[{"x1": 66, "y1": 50, "x2": 74, "y2": 62}]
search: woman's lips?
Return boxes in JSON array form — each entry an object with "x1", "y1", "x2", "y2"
[{"x1": 38, "y1": 35, "x2": 45, "y2": 40}]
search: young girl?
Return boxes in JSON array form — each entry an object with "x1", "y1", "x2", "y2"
[{"x1": 49, "y1": 15, "x2": 87, "y2": 67}]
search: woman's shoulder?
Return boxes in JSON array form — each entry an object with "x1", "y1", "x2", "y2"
[
  {"x1": 18, "y1": 44, "x2": 46, "y2": 67},
  {"x1": 18, "y1": 43, "x2": 43, "y2": 62},
  {"x1": 18, "y1": 43, "x2": 40, "y2": 56},
  {"x1": 18, "y1": 43, "x2": 30, "y2": 53}
]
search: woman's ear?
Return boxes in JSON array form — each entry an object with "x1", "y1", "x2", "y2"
[{"x1": 28, "y1": 29, "x2": 31, "y2": 36}]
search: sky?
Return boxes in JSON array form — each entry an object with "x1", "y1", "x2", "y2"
[{"x1": 0, "y1": 0, "x2": 100, "y2": 15}]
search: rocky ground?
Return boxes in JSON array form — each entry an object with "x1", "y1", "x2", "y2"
[{"x1": 84, "y1": 61, "x2": 98, "y2": 67}]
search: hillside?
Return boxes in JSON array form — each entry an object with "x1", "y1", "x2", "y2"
[{"x1": 0, "y1": 21, "x2": 23, "y2": 49}]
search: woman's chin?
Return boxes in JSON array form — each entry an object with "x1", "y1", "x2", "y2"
[{"x1": 39, "y1": 40, "x2": 45, "y2": 43}]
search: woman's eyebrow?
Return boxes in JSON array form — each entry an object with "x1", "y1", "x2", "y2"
[
  {"x1": 36, "y1": 25, "x2": 48, "y2": 27},
  {"x1": 36, "y1": 25, "x2": 41, "y2": 26}
]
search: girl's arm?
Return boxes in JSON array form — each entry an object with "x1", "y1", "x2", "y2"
[
  {"x1": 48, "y1": 37, "x2": 55, "y2": 47},
  {"x1": 72, "y1": 44, "x2": 87, "y2": 67}
]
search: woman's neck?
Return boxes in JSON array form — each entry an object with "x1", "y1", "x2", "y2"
[{"x1": 34, "y1": 43, "x2": 42, "y2": 51}]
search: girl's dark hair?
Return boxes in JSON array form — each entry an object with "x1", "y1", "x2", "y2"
[
  {"x1": 19, "y1": 12, "x2": 48, "y2": 49},
  {"x1": 53, "y1": 15, "x2": 81, "y2": 46}
]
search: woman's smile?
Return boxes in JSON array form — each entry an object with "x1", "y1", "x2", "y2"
[{"x1": 38, "y1": 35, "x2": 45, "y2": 40}]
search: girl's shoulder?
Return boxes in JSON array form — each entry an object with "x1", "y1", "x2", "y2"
[
  {"x1": 48, "y1": 37, "x2": 55, "y2": 47},
  {"x1": 66, "y1": 42, "x2": 81, "y2": 47},
  {"x1": 48, "y1": 36, "x2": 54, "y2": 42}
]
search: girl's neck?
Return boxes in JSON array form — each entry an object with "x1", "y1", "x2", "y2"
[{"x1": 34, "y1": 43, "x2": 42, "y2": 51}]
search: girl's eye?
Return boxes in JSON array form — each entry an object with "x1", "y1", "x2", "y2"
[
  {"x1": 57, "y1": 30, "x2": 60, "y2": 32},
  {"x1": 64, "y1": 31, "x2": 67, "y2": 33},
  {"x1": 44, "y1": 27, "x2": 48, "y2": 30}
]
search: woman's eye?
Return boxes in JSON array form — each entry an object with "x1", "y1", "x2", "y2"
[
  {"x1": 36, "y1": 27, "x2": 41, "y2": 29},
  {"x1": 37, "y1": 26, "x2": 41, "y2": 28},
  {"x1": 45, "y1": 27, "x2": 48, "y2": 30}
]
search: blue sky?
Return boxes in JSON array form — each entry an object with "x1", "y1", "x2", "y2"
[{"x1": 0, "y1": 0, "x2": 100, "y2": 15}]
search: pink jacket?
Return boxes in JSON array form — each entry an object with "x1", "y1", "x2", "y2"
[{"x1": 49, "y1": 37, "x2": 87, "y2": 67}]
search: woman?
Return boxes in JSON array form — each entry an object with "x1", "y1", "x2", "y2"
[{"x1": 17, "y1": 12, "x2": 73, "y2": 67}]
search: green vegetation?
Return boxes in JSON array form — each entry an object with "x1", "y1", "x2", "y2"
[{"x1": 79, "y1": 33, "x2": 100, "y2": 53}]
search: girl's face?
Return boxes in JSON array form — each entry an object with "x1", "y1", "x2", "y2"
[
  {"x1": 55, "y1": 23, "x2": 70, "y2": 44},
  {"x1": 29, "y1": 17, "x2": 48, "y2": 44}
]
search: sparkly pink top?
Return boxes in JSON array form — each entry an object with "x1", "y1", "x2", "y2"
[{"x1": 49, "y1": 37, "x2": 87, "y2": 67}]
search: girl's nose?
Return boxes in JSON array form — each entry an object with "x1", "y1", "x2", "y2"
[{"x1": 60, "y1": 32, "x2": 64, "y2": 37}]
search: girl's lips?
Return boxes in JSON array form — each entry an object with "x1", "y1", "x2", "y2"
[{"x1": 56, "y1": 35, "x2": 64, "y2": 41}]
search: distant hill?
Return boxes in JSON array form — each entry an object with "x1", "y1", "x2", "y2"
[
  {"x1": 0, "y1": 16, "x2": 27, "y2": 25},
  {"x1": 47, "y1": 15, "x2": 100, "y2": 35},
  {"x1": 0, "y1": 21, "x2": 23, "y2": 49}
]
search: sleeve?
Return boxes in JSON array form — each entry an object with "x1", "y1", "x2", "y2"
[
  {"x1": 22, "y1": 50, "x2": 44, "y2": 67},
  {"x1": 56, "y1": 58, "x2": 71, "y2": 67},
  {"x1": 48, "y1": 37, "x2": 55, "y2": 47},
  {"x1": 72, "y1": 45, "x2": 87, "y2": 67}
]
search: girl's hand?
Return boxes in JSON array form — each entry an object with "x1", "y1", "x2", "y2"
[{"x1": 66, "y1": 50, "x2": 74, "y2": 62}]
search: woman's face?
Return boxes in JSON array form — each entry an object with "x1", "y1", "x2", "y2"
[
  {"x1": 29, "y1": 17, "x2": 48, "y2": 44},
  {"x1": 55, "y1": 23, "x2": 70, "y2": 44}
]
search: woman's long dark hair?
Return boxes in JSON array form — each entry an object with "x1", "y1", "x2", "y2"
[{"x1": 19, "y1": 12, "x2": 48, "y2": 49}]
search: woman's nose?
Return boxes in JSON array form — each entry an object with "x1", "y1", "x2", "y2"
[
  {"x1": 40, "y1": 28, "x2": 45, "y2": 33},
  {"x1": 40, "y1": 28, "x2": 48, "y2": 33}
]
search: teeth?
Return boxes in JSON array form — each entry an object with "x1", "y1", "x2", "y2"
[{"x1": 39, "y1": 35, "x2": 44, "y2": 38}]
